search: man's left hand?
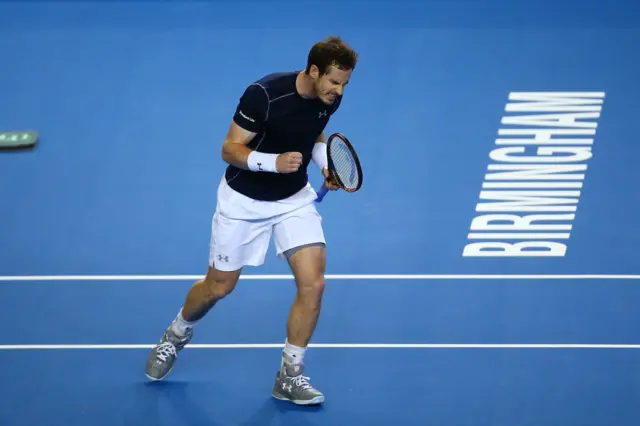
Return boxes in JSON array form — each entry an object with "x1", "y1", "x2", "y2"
[{"x1": 322, "y1": 167, "x2": 339, "y2": 190}]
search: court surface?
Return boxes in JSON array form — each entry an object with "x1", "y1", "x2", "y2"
[{"x1": 2, "y1": 1, "x2": 640, "y2": 425}]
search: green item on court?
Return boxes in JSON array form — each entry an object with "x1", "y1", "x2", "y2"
[{"x1": 0, "y1": 130, "x2": 38, "y2": 149}]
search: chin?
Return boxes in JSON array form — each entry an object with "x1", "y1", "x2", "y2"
[{"x1": 321, "y1": 95, "x2": 336, "y2": 105}]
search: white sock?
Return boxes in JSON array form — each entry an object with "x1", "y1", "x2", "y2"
[
  {"x1": 170, "y1": 308, "x2": 196, "y2": 337},
  {"x1": 282, "y1": 339, "x2": 306, "y2": 366}
]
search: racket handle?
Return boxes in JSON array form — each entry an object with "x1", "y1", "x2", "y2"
[{"x1": 315, "y1": 184, "x2": 329, "y2": 202}]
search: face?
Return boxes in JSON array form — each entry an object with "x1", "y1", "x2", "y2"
[{"x1": 310, "y1": 65, "x2": 352, "y2": 105}]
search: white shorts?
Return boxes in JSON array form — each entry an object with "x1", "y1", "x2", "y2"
[{"x1": 208, "y1": 175, "x2": 325, "y2": 271}]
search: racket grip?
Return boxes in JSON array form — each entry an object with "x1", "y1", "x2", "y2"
[{"x1": 315, "y1": 184, "x2": 329, "y2": 202}]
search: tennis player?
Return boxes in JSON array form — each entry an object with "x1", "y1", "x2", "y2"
[{"x1": 145, "y1": 36, "x2": 358, "y2": 406}]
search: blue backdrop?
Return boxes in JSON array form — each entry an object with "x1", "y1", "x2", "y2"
[{"x1": 1, "y1": 1, "x2": 639, "y2": 425}]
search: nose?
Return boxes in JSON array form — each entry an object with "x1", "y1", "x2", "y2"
[{"x1": 335, "y1": 85, "x2": 343, "y2": 96}]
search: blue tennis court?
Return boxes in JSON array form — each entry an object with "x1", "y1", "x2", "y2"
[{"x1": 2, "y1": 1, "x2": 640, "y2": 425}]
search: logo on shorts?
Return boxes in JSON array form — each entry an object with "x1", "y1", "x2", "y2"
[{"x1": 217, "y1": 254, "x2": 229, "y2": 263}]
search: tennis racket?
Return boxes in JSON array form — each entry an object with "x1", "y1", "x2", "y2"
[{"x1": 315, "y1": 132, "x2": 363, "y2": 203}]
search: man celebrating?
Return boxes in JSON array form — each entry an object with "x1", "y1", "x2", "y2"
[{"x1": 145, "y1": 36, "x2": 358, "y2": 406}]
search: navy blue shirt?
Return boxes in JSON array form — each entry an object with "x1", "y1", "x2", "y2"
[{"x1": 225, "y1": 71, "x2": 342, "y2": 201}]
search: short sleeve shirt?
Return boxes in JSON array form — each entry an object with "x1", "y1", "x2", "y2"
[{"x1": 225, "y1": 71, "x2": 342, "y2": 201}]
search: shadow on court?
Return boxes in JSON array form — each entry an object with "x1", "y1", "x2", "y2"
[{"x1": 128, "y1": 381, "x2": 324, "y2": 426}]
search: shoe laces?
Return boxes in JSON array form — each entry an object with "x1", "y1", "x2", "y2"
[
  {"x1": 288, "y1": 374, "x2": 313, "y2": 390},
  {"x1": 156, "y1": 342, "x2": 177, "y2": 361}
]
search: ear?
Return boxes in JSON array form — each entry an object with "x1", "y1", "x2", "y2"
[{"x1": 309, "y1": 64, "x2": 320, "y2": 79}]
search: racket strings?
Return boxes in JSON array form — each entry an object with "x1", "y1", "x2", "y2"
[{"x1": 330, "y1": 140, "x2": 359, "y2": 189}]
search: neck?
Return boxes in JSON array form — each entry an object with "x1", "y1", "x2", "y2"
[{"x1": 296, "y1": 71, "x2": 317, "y2": 99}]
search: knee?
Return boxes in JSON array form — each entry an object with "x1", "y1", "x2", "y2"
[
  {"x1": 205, "y1": 277, "x2": 237, "y2": 301},
  {"x1": 201, "y1": 268, "x2": 240, "y2": 302},
  {"x1": 298, "y1": 275, "x2": 326, "y2": 302}
]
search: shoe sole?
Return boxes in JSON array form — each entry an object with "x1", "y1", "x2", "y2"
[{"x1": 271, "y1": 392, "x2": 324, "y2": 405}]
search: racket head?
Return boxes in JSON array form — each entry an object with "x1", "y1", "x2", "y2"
[{"x1": 326, "y1": 132, "x2": 363, "y2": 193}]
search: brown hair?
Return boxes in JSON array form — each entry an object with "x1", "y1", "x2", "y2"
[{"x1": 305, "y1": 36, "x2": 358, "y2": 75}]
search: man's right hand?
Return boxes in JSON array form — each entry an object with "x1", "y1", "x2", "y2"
[{"x1": 276, "y1": 152, "x2": 303, "y2": 173}]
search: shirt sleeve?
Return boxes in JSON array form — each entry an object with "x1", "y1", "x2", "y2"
[{"x1": 232, "y1": 83, "x2": 269, "y2": 133}]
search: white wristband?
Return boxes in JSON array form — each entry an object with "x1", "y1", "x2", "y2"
[
  {"x1": 312, "y1": 142, "x2": 328, "y2": 170},
  {"x1": 247, "y1": 151, "x2": 279, "y2": 173}
]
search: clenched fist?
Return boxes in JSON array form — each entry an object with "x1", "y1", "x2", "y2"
[{"x1": 276, "y1": 152, "x2": 303, "y2": 174}]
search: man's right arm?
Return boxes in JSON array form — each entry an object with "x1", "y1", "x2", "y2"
[
  {"x1": 221, "y1": 83, "x2": 301, "y2": 174},
  {"x1": 222, "y1": 121, "x2": 302, "y2": 174},
  {"x1": 221, "y1": 83, "x2": 267, "y2": 170},
  {"x1": 221, "y1": 121, "x2": 259, "y2": 170}
]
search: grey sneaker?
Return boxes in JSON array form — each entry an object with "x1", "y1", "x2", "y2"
[
  {"x1": 271, "y1": 363, "x2": 324, "y2": 405},
  {"x1": 145, "y1": 325, "x2": 193, "y2": 381}
]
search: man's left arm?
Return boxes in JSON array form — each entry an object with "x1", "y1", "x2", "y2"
[
  {"x1": 312, "y1": 131, "x2": 328, "y2": 170},
  {"x1": 313, "y1": 130, "x2": 339, "y2": 190}
]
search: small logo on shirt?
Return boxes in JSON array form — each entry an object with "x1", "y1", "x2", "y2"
[
  {"x1": 318, "y1": 110, "x2": 327, "y2": 119},
  {"x1": 239, "y1": 110, "x2": 255, "y2": 122}
]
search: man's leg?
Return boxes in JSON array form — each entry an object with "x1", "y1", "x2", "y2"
[
  {"x1": 180, "y1": 265, "x2": 242, "y2": 325},
  {"x1": 271, "y1": 204, "x2": 327, "y2": 405},
  {"x1": 285, "y1": 244, "x2": 326, "y2": 355},
  {"x1": 145, "y1": 210, "x2": 271, "y2": 381},
  {"x1": 145, "y1": 265, "x2": 242, "y2": 381}
]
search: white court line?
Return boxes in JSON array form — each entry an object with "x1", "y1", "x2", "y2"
[
  {"x1": 0, "y1": 343, "x2": 639, "y2": 350},
  {"x1": 1, "y1": 274, "x2": 640, "y2": 281}
]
